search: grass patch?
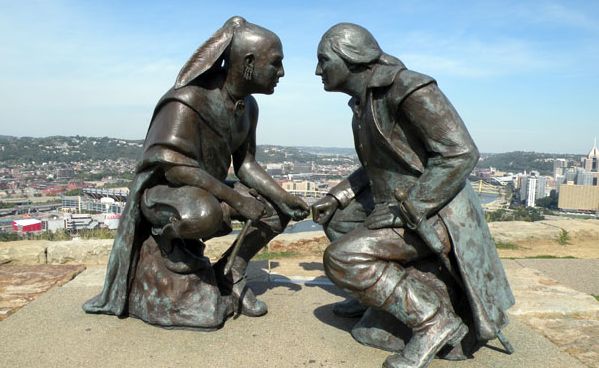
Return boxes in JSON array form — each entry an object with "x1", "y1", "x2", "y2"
[
  {"x1": 593, "y1": 295, "x2": 599, "y2": 302},
  {"x1": 502, "y1": 255, "x2": 578, "y2": 260},
  {"x1": 254, "y1": 251, "x2": 298, "y2": 260},
  {"x1": 495, "y1": 241, "x2": 519, "y2": 250},
  {"x1": 556, "y1": 228, "x2": 571, "y2": 245}
]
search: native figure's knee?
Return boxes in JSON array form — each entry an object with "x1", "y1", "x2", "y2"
[
  {"x1": 171, "y1": 187, "x2": 222, "y2": 239},
  {"x1": 141, "y1": 185, "x2": 222, "y2": 239}
]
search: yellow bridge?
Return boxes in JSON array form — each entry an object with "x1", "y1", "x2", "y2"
[{"x1": 471, "y1": 180, "x2": 503, "y2": 195}]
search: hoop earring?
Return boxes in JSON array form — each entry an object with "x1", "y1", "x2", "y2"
[{"x1": 243, "y1": 64, "x2": 254, "y2": 80}]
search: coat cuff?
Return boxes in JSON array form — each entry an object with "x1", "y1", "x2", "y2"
[
  {"x1": 329, "y1": 185, "x2": 356, "y2": 209},
  {"x1": 327, "y1": 168, "x2": 369, "y2": 209}
]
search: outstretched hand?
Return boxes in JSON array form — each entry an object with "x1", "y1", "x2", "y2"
[
  {"x1": 311, "y1": 195, "x2": 339, "y2": 225},
  {"x1": 279, "y1": 194, "x2": 310, "y2": 221}
]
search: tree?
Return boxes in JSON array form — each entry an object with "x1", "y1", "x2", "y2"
[
  {"x1": 64, "y1": 188, "x2": 84, "y2": 196},
  {"x1": 535, "y1": 189, "x2": 558, "y2": 209}
]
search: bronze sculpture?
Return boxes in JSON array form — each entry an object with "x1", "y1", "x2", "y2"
[
  {"x1": 83, "y1": 16, "x2": 309, "y2": 329},
  {"x1": 312, "y1": 23, "x2": 514, "y2": 368}
]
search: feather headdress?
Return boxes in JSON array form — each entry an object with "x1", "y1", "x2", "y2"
[{"x1": 174, "y1": 16, "x2": 246, "y2": 89}]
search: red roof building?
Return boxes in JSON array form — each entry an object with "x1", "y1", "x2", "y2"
[{"x1": 12, "y1": 219, "x2": 43, "y2": 233}]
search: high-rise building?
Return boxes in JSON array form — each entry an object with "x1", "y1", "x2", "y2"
[
  {"x1": 553, "y1": 158, "x2": 567, "y2": 178},
  {"x1": 526, "y1": 177, "x2": 537, "y2": 207},
  {"x1": 576, "y1": 169, "x2": 594, "y2": 186},
  {"x1": 520, "y1": 175, "x2": 548, "y2": 207},
  {"x1": 582, "y1": 138, "x2": 598, "y2": 172},
  {"x1": 564, "y1": 167, "x2": 577, "y2": 184},
  {"x1": 519, "y1": 176, "x2": 527, "y2": 201},
  {"x1": 536, "y1": 176, "x2": 548, "y2": 198},
  {"x1": 559, "y1": 184, "x2": 599, "y2": 212}
]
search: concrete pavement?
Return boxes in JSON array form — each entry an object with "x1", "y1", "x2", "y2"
[
  {"x1": 0, "y1": 262, "x2": 592, "y2": 368},
  {"x1": 511, "y1": 258, "x2": 599, "y2": 295}
]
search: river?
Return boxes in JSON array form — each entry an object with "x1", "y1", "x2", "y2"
[
  {"x1": 284, "y1": 220, "x2": 323, "y2": 233},
  {"x1": 478, "y1": 193, "x2": 499, "y2": 205}
]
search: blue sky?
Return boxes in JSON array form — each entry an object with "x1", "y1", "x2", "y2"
[{"x1": 0, "y1": 0, "x2": 597, "y2": 153}]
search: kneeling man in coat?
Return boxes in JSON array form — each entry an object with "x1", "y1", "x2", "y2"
[{"x1": 311, "y1": 23, "x2": 514, "y2": 368}]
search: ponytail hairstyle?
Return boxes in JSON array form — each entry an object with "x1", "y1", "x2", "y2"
[
  {"x1": 174, "y1": 16, "x2": 246, "y2": 89},
  {"x1": 322, "y1": 23, "x2": 404, "y2": 69}
]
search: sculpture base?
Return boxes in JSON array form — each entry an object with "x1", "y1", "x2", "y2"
[{"x1": 127, "y1": 236, "x2": 233, "y2": 330}]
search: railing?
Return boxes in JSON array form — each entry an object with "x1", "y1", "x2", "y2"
[{"x1": 82, "y1": 188, "x2": 128, "y2": 200}]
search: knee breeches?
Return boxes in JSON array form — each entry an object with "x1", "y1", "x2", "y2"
[{"x1": 140, "y1": 182, "x2": 289, "y2": 241}]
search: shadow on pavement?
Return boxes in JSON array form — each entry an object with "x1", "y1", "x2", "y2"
[
  {"x1": 246, "y1": 258, "x2": 362, "y2": 335},
  {"x1": 307, "y1": 283, "x2": 358, "y2": 333},
  {"x1": 299, "y1": 261, "x2": 324, "y2": 271},
  {"x1": 313, "y1": 302, "x2": 358, "y2": 333}
]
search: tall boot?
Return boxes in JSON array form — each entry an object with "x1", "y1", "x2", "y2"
[
  {"x1": 350, "y1": 263, "x2": 468, "y2": 359},
  {"x1": 213, "y1": 222, "x2": 280, "y2": 317},
  {"x1": 373, "y1": 266, "x2": 467, "y2": 368},
  {"x1": 213, "y1": 254, "x2": 267, "y2": 317}
]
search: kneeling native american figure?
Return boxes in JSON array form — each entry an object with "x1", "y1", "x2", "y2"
[
  {"x1": 311, "y1": 23, "x2": 515, "y2": 368},
  {"x1": 83, "y1": 16, "x2": 309, "y2": 329}
]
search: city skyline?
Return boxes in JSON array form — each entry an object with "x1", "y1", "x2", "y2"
[{"x1": 1, "y1": 0, "x2": 598, "y2": 154}]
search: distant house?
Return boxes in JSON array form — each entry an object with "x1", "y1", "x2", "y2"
[
  {"x1": 44, "y1": 218, "x2": 66, "y2": 233},
  {"x1": 65, "y1": 214, "x2": 99, "y2": 231},
  {"x1": 12, "y1": 219, "x2": 42, "y2": 233}
]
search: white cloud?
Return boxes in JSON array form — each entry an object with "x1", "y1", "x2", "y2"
[
  {"x1": 389, "y1": 32, "x2": 558, "y2": 79},
  {"x1": 525, "y1": 2, "x2": 599, "y2": 31}
]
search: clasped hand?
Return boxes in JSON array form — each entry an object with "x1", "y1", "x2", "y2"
[
  {"x1": 238, "y1": 191, "x2": 309, "y2": 222},
  {"x1": 278, "y1": 194, "x2": 310, "y2": 221}
]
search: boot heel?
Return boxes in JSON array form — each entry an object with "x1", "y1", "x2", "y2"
[{"x1": 447, "y1": 323, "x2": 468, "y2": 347}]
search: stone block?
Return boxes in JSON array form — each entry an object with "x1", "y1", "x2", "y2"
[
  {"x1": 0, "y1": 264, "x2": 85, "y2": 320},
  {"x1": 507, "y1": 266, "x2": 599, "y2": 319},
  {"x1": 0, "y1": 242, "x2": 47, "y2": 265},
  {"x1": 46, "y1": 240, "x2": 112, "y2": 265}
]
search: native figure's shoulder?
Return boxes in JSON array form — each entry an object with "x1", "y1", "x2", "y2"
[{"x1": 151, "y1": 84, "x2": 223, "y2": 121}]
